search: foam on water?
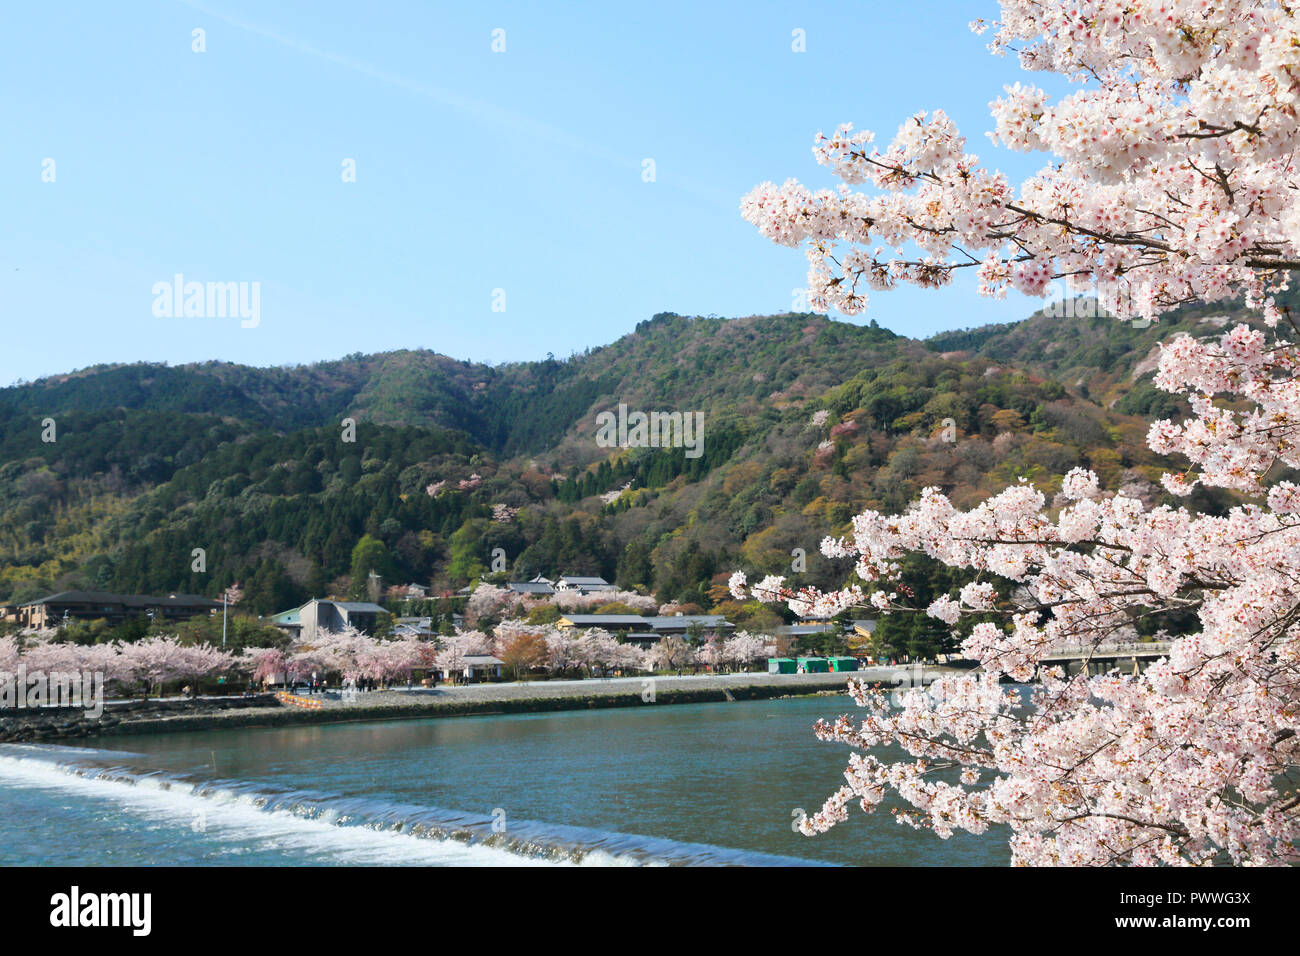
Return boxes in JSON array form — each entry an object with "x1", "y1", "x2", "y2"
[
  {"x1": 0, "y1": 744, "x2": 825, "y2": 867},
  {"x1": 0, "y1": 746, "x2": 548, "y2": 866}
]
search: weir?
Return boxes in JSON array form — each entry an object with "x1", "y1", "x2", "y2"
[{"x1": 0, "y1": 746, "x2": 829, "y2": 867}]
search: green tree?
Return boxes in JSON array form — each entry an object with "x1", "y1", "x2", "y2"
[
  {"x1": 446, "y1": 519, "x2": 492, "y2": 585},
  {"x1": 349, "y1": 534, "x2": 397, "y2": 599}
]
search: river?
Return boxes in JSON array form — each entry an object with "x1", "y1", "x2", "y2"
[{"x1": 0, "y1": 695, "x2": 1008, "y2": 866}]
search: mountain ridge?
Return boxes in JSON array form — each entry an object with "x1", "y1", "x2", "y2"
[{"x1": 0, "y1": 298, "x2": 1265, "y2": 615}]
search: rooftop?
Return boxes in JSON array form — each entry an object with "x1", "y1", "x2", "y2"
[
  {"x1": 21, "y1": 590, "x2": 221, "y2": 609},
  {"x1": 646, "y1": 615, "x2": 730, "y2": 629},
  {"x1": 777, "y1": 623, "x2": 839, "y2": 636},
  {"x1": 507, "y1": 581, "x2": 556, "y2": 594},
  {"x1": 558, "y1": 614, "x2": 648, "y2": 626},
  {"x1": 320, "y1": 600, "x2": 387, "y2": 614}
]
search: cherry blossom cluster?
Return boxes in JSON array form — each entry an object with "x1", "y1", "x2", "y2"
[
  {"x1": 491, "y1": 623, "x2": 647, "y2": 673},
  {"x1": 696, "y1": 632, "x2": 771, "y2": 668},
  {"x1": 548, "y1": 588, "x2": 658, "y2": 613},
  {"x1": 734, "y1": 448, "x2": 1300, "y2": 862},
  {"x1": 461, "y1": 582, "x2": 659, "y2": 626},
  {"x1": 2, "y1": 633, "x2": 237, "y2": 696},
  {"x1": 431, "y1": 630, "x2": 494, "y2": 674},
  {"x1": 742, "y1": 0, "x2": 1300, "y2": 324},
  {"x1": 291, "y1": 626, "x2": 432, "y2": 683},
  {"x1": 1146, "y1": 323, "x2": 1300, "y2": 496},
  {"x1": 642, "y1": 635, "x2": 697, "y2": 670},
  {"x1": 739, "y1": 0, "x2": 1300, "y2": 865}
]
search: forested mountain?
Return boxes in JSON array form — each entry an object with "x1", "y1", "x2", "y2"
[
  {"x1": 0, "y1": 300, "x2": 1243, "y2": 616},
  {"x1": 924, "y1": 286, "x2": 1295, "y2": 417},
  {"x1": 1, "y1": 313, "x2": 902, "y2": 459}
]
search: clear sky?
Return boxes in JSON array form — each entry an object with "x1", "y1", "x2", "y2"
[{"x1": 1, "y1": 0, "x2": 1056, "y2": 387}]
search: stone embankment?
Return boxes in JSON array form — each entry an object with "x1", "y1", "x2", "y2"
[
  {"x1": 0, "y1": 694, "x2": 281, "y2": 743},
  {"x1": 0, "y1": 667, "x2": 962, "y2": 741}
]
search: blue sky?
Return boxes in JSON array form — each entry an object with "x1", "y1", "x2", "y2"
[{"x1": 1, "y1": 0, "x2": 1057, "y2": 387}]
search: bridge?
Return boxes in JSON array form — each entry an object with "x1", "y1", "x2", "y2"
[
  {"x1": 872, "y1": 642, "x2": 1175, "y2": 687},
  {"x1": 1035, "y1": 641, "x2": 1172, "y2": 676}
]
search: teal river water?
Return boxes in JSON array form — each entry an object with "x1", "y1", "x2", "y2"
[{"x1": 0, "y1": 696, "x2": 1008, "y2": 866}]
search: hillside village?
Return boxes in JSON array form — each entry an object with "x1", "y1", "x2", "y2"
[
  {"x1": 1, "y1": 569, "x2": 883, "y2": 686},
  {"x1": 0, "y1": 297, "x2": 1276, "y2": 682}
]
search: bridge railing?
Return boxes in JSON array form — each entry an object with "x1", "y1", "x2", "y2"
[{"x1": 1040, "y1": 641, "x2": 1171, "y2": 659}]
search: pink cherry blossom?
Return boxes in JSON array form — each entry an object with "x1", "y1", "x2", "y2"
[{"x1": 739, "y1": 0, "x2": 1300, "y2": 866}]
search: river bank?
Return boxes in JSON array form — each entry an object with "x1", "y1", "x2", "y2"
[{"x1": 0, "y1": 667, "x2": 964, "y2": 742}]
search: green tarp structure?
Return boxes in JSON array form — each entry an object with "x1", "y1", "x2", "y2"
[
  {"x1": 796, "y1": 656, "x2": 829, "y2": 673},
  {"x1": 827, "y1": 657, "x2": 859, "y2": 672},
  {"x1": 768, "y1": 658, "x2": 796, "y2": 674}
]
